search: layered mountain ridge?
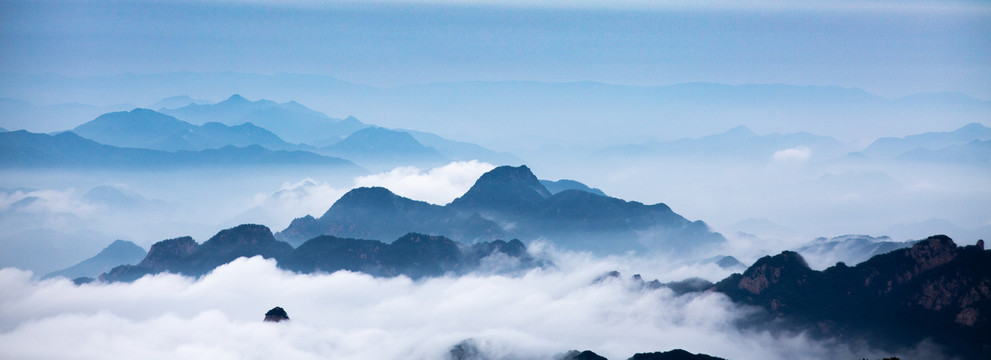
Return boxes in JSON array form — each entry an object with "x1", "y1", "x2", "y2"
[
  {"x1": 712, "y1": 235, "x2": 990, "y2": 359},
  {"x1": 277, "y1": 165, "x2": 725, "y2": 254},
  {"x1": 101, "y1": 224, "x2": 538, "y2": 282}
]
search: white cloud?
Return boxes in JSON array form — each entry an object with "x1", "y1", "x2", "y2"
[
  {"x1": 354, "y1": 160, "x2": 496, "y2": 205},
  {"x1": 235, "y1": 179, "x2": 348, "y2": 229},
  {"x1": 0, "y1": 188, "x2": 97, "y2": 218},
  {"x1": 771, "y1": 146, "x2": 812, "y2": 163},
  {"x1": 0, "y1": 251, "x2": 903, "y2": 360}
]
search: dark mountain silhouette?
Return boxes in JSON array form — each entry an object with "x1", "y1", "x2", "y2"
[
  {"x1": 281, "y1": 233, "x2": 536, "y2": 278},
  {"x1": 318, "y1": 127, "x2": 449, "y2": 170},
  {"x1": 43, "y1": 240, "x2": 146, "y2": 280},
  {"x1": 0, "y1": 130, "x2": 362, "y2": 170},
  {"x1": 278, "y1": 165, "x2": 724, "y2": 254},
  {"x1": 101, "y1": 225, "x2": 537, "y2": 282},
  {"x1": 627, "y1": 349, "x2": 726, "y2": 360},
  {"x1": 264, "y1": 306, "x2": 290, "y2": 322},
  {"x1": 712, "y1": 235, "x2": 991, "y2": 359},
  {"x1": 859, "y1": 122, "x2": 991, "y2": 159},
  {"x1": 72, "y1": 108, "x2": 299, "y2": 151},
  {"x1": 162, "y1": 94, "x2": 368, "y2": 144},
  {"x1": 101, "y1": 224, "x2": 293, "y2": 281},
  {"x1": 559, "y1": 350, "x2": 608, "y2": 360},
  {"x1": 541, "y1": 179, "x2": 607, "y2": 196}
]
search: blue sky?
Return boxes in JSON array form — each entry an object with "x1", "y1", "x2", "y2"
[{"x1": 1, "y1": 0, "x2": 989, "y2": 98}]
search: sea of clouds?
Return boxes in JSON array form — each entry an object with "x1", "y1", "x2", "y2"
[{"x1": 0, "y1": 245, "x2": 902, "y2": 360}]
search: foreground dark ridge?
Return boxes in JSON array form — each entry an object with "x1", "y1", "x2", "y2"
[
  {"x1": 100, "y1": 224, "x2": 538, "y2": 282},
  {"x1": 278, "y1": 165, "x2": 725, "y2": 254},
  {"x1": 711, "y1": 235, "x2": 989, "y2": 359}
]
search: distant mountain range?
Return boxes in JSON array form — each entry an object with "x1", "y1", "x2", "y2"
[
  {"x1": 6, "y1": 72, "x2": 989, "y2": 154},
  {"x1": 100, "y1": 224, "x2": 538, "y2": 281},
  {"x1": 44, "y1": 240, "x2": 146, "y2": 280},
  {"x1": 793, "y1": 234, "x2": 916, "y2": 270},
  {"x1": 540, "y1": 179, "x2": 607, "y2": 197},
  {"x1": 317, "y1": 127, "x2": 450, "y2": 170},
  {"x1": 44, "y1": 94, "x2": 523, "y2": 168},
  {"x1": 277, "y1": 165, "x2": 725, "y2": 254},
  {"x1": 712, "y1": 235, "x2": 990, "y2": 359},
  {"x1": 161, "y1": 94, "x2": 367, "y2": 145},
  {"x1": 852, "y1": 122, "x2": 991, "y2": 165},
  {"x1": 0, "y1": 130, "x2": 363, "y2": 170},
  {"x1": 73, "y1": 108, "x2": 300, "y2": 151}
]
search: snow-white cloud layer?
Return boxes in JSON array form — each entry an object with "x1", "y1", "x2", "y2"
[
  {"x1": 771, "y1": 146, "x2": 812, "y2": 163},
  {"x1": 0, "y1": 250, "x2": 898, "y2": 360}
]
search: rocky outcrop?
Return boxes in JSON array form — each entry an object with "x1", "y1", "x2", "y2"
[
  {"x1": 712, "y1": 235, "x2": 991, "y2": 359},
  {"x1": 264, "y1": 306, "x2": 289, "y2": 322}
]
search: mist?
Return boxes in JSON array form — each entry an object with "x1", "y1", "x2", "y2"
[{"x1": 0, "y1": 248, "x2": 931, "y2": 360}]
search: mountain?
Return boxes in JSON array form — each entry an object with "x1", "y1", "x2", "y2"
[
  {"x1": 540, "y1": 179, "x2": 607, "y2": 197},
  {"x1": 6, "y1": 73, "x2": 990, "y2": 150},
  {"x1": 43, "y1": 240, "x2": 146, "y2": 280},
  {"x1": 896, "y1": 139, "x2": 991, "y2": 166},
  {"x1": 859, "y1": 122, "x2": 991, "y2": 159},
  {"x1": 794, "y1": 234, "x2": 916, "y2": 270},
  {"x1": 404, "y1": 129, "x2": 523, "y2": 165},
  {"x1": 72, "y1": 108, "x2": 299, "y2": 151},
  {"x1": 627, "y1": 349, "x2": 726, "y2": 360},
  {"x1": 712, "y1": 235, "x2": 990, "y2": 359},
  {"x1": 101, "y1": 225, "x2": 537, "y2": 281},
  {"x1": 0, "y1": 126, "x2": 6, "y2": 132},
  {"x1": 318, "y1": 127, "x2": 449, "y2": 170},
  {"x1": 0, "y1": 130, "x2": 362, "y2": 170},
  {"x1": 162, "y1": 94, "x2": 368, "y2": 144},
  {"x1": 598, "y1": 125, "x2": 850, "y2": 161},
  {"x1": 280, "y1": 233, "x2": 536, "y2": 278},
  {"x1": 278, "y1": 165, "x2": 725, "y2": 254},
  {"x1": 102, "y1": 224, "x2": 293, "y2": 280},
  {"x1": 149, "y1": 95, "x2": 210, "y2": 110}
]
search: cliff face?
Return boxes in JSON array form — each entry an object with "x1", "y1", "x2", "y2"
[{"x1": 713, "y1": 235, "x2": 991, "y2": 358}]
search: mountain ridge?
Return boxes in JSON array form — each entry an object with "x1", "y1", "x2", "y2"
[{"x1": 278, "y1": 165, "x2": 725, "y2": 254}]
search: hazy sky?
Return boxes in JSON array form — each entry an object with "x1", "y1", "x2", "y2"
[{"x1": 1, "y1": 0, "x2": 989, "y2": 98}]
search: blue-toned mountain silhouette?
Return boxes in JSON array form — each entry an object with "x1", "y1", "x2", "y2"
[
  {"x1": 278, "y1": 165, "x2": 724, "y2": 254},
  {"x1": 540, "y1": 179, "x2": 607, "y2": 196},
  {"x1": 318, "y1": 127, "x2": 450, "y2": 170},
  {"x1": 0, "y1": 130, "x2": 362, "y2": 170},
  {"x1": 73, "y1": 108, "x2": 299, "y2": 151},
  {"x1": 162, "y1": 94, "x2": 368, "y2": 144},
  {"x1": 859, "y1": 122, "x2": 991, "y2": 159},
  {"x1": 43, "y1": 240, "x2": 146, "y2": 280}
]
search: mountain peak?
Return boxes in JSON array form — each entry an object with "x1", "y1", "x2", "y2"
[
  {"x1": 737, "y1": 250, "x2": 812, "y2": 296},
  {"x1": 449, "y1": 165, "x2": 551, "y2": 213},
  {"x1": 224, "y1": 94, "x2": 249, "y2": 103}
]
